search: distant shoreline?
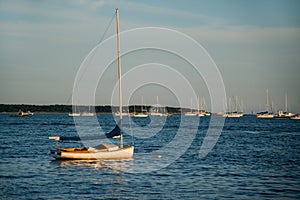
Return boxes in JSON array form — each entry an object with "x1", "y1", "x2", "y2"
[{"x1": 0, "y1": 104, "x2": 182, "y2": 114}]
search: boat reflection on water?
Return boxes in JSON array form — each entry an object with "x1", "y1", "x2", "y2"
[{"x1": 52, "y1": 159, "x2": 133, "y2": 173}]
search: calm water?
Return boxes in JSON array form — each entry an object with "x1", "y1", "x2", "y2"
[{"x1": 1, "y1": 114, "x2": 300, "y2": 199}]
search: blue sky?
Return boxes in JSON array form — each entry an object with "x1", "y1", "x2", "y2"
[{"x1": 0, "y1": 0, "x2": 299, "y2": 113}]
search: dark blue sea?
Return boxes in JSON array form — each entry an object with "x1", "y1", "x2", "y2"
[{"x1": 1, "y1": 113, "x2": 300, "y2": 199}]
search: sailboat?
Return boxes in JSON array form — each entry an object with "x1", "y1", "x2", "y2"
[
  {"x1": 291, "y1": 101, "x2": 300, "y2": 120},
  {"x1": 291, "y1": 115, "x2": 300, "y2": 120},
  {"x1": 197, "y1": 96, "x2": 205, "y2": 117},
  {"x1": 275, "y1": 94, "x2": 294, "y2": 118},
  {"x1": 257, "y1": 88, "x2": 274, "y2": 118},
  {"x1": 16, "y1": 110, "x2": 34, "y2": 117},
  {"x1": 197, "y1": 96, "x2": 210, "y2": 117},
  {"x1": 133, "y1": 96, "x2": 148, "y2": 118},
  {"x1": 184, "y1": 98, "x2": 197, "y2": 116},
  {"x1": 226, "y1": 96, "x2": 244, "y2": 118},
  {"x1": 68, "y1": 101, "x2": 80, "y2": 117},
  {"x1": 50, "y1": 8, "x2": 134, "y2": 160},
  {"x1": 81, "y1": 100, "x2": 95, "y2": 117},
  {"x1": 150, "y1": 96, "x2": 163, "y2": 116},
  {"x1": 114, "y1": 110, "x2": 129, "y2": 117}
]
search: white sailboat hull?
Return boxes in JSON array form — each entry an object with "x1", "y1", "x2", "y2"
[
  {"x1": 18, "y1": 112, "x2": 34, "y2": 117},
  {"x1": 52, "y1": 146, "x2": 134, "y2": 160},
  {"x1": 257, "y1": 114, "x2": 274, "y2": 118},
  {"x1": 184, "y1": 112, "x2": 197, "y2": 116},
  {"x1": 150, "y1": 112, "x2": 163, "y2": 116},
  {"x1": 291, "y1": 115, "x2": 300, "y2": 120},
  {"x1": 226, "y1": 113, "x2": 244, "y2": 118},
  {"x1": 114, "y1": 112, "x2": 129, "y2": 116},
  {"x1": 68, "y1": 113, "x2": 81, "y2": 117},
  {"x1": 197, "y1": 112, "x2": 206, "y2": 117},
  {"x1": 133, "y1": 114, "x2": 148, "y2": 118},
  {"x1": 81, "y1": 112, "x2": 95, "y2": 117}
]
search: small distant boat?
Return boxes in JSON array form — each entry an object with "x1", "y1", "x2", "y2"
[
  {"x1": 225, "y1": 96, "x2": 244, "y2": 118},
  {"x1": 184, "y1": 98, "x2": 197, "y2": 116},
  {"x1": 257, "y1": 111, "x2": 274, "y2": 119},
  {"x1": 275, "y1": 94, "x2": 294, "y2": 118},
  {"x1": 291, "y1": 115, "x2": 300, "y2": 120},
  {"x1": 68, "y1": 102, "x2": 80, "y2": 117},
  {"x1": 81, "y1": 100, "x2": 95, "y2": 117},
  {"x1": 133, "y1": 96, "x2": 148, "y2": 118},
  {"x1": 226, "y1": 112, "x2": 244, "y2": 118},
  {"x1": 257, "y1": 89, "x2": 274, "y2": 118},
  {"x1": 184, "y1": 112, "x2": 197, "y2": 116},
  {"x1": 150, "y1": 112, "x2": 163, "y2": 116},
  {"x1": 68, "y1": 113, "x2": 80, "y2": 117},
  {"x1": 149, "y1": 96, "x2": 168, "y2": 117},
  {"x1": 133, "y1": 112, "x2": 149, "y2": 118},
  {"x1": 275, "y1": 110, "x2": 294, "y2": 118},
  {"x1": 215, "y1": 112, "x2": 224, "y2": 117},
  {"x1": 197, "y1": 110, "x2": 206, "y2": 117},
  {"x1": 81, "y1": 112, "x2": 94, "y2": 117},
  {"x1": 114, "y1": 111, "x2": 129, "y2": 117},
  {"x1": 197, "y1": 97, "x2": 210, "y2": 117},
  {"x1": 16, "y1": 110, "x2": 34, "y2": 117}
]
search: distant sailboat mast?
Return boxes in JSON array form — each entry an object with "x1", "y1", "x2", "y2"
[
  {"x1": 285, "y1": 93, "x2": 288, "y2": 113},
  {"x1": 266, "y1": 88, "x2": 269, "y2": 113}
]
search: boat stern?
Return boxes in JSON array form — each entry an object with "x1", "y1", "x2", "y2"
[{"x1": 50, "y1": 149, "x2": 62, "y2": 159}]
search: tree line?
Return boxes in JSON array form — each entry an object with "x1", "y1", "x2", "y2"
[{"x1": 0, "y1": 104, "x2": 181, "y2": 113}]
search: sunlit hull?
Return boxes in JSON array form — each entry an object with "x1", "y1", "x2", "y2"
[
  {"x1": 256, "y1": 114, "x2": 274, "y2": 118},
  {"x1": 184, "y1": 112, "x2": 197, "y2": 116},
  {"x1": 81, "y1": 112, "x2": 95, "y2": 116},
  {"x1": 51, "y1": 146, "x2": 134, "y2": 160},
  {"x1": 133, "y1": 114, "x2": 148, "y2": 118},
  {"x1": 226, "y1": 113, "x2": 244, "y2": 118},
  {"x1": 68, "y1": 113, "x2": 81, "y2": 117},
  {"x1": 291, "y1": 115, "x2": 300, "y2": 120}
]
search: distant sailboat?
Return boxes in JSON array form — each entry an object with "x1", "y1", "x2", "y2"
[
  {"x1": 81, "y1": 112, "x2": 94, "y2": 117},
  {"x1": 197, "y1": 96, "x2": 210, "y2": 117},
  {"x1": 81, "y1": 100, "x2": 95, "y2": 117},
  {"x1": 133, "y1": 96, "x2": 148, "y2": 118},
  {"x1": 184, "y1": 98, "x2": 197, "y2": 116},
  {"x1": 291, "y1": 115, "x2": 300, "y2": 120},
  {"x1": 291, "y1": 101, "x2": 300, "y2": 120},
  {"x1": 275, "y1": 94, "x2": 294, "y2": 118},
  {"x1": 114, "y1": 110, "x2": 129, "y2": 117},
  {"x1": 150, "y1": 96, "x2": 164, "y2": 116},
  {"x1": 68, "y1": 101, "x2": 80, "y2": 117},
  {"x1": 16, "y1": 110, "x2": 34, "y2": 117},
  {"x1": 257, "y1": 89, "x2": 274, "y2": 118},
  {"x1": 226, "y1": 96, "x2": 244, "y2": 118},
  {"x1": 50, "y1": 8, "x2": 134, "y2": 160}
]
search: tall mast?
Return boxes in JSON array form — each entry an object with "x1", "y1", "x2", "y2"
[
  {"x1": 266, "y1": 88, "x2": 269, "y2": 112},
  {"x1": 116, "y1": 8, "x2": 123, "y2": 148},
  {"x1": 235, "y1": 96, "x2": 238, "y2": 112},
  {"x1": 156, "y1": 96, "x2": 159, "y2": 112},
  {"x1": 142, "y1": 96, "x2": 144, "y2": 111},
  {"x1": 197, "y1": 96, "x2": 200, "y2": 113},
  {"x1": 285, "y1": 93, "x2": 288, "y2": 112},
  {"x1": 232, "y1": 96, "x2": 234, "y2": 113}
]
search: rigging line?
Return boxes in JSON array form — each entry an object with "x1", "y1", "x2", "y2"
[{"x1": 66, "y1": 12, "x2": 116, "y2": 105}]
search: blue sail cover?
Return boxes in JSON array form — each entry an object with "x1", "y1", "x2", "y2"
[{"x1": 57, "y1": 125, "x2": 121, "y2": 141}]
